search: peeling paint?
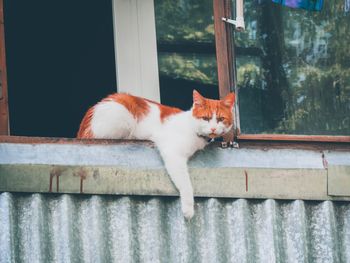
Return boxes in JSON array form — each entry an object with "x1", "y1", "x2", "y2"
[
  {"x1": 48, "y1": 168, "x2": 64, "y2": 192},
  {"x1": 73, "y1": 168, "x2": 87, "y2": 193}
]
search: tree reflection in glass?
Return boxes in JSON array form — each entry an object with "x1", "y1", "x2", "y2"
[
  {"x1": 236, "y1": 0, "x2": 350, "y2": 135},
  {"x1": 154, "y1": 0, "x2": 219, "y2": 110}
]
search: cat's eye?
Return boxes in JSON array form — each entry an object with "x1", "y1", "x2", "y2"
[
  {"x1": 217, "y1": 117, "x2": 225, "y2": 122},
  {"x1": 202, "y1": 116, "x2": 210, "y2": 121}
]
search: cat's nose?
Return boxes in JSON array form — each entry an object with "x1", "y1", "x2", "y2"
[{"x1": 211, "y1": 128, "x2": 216, "y2": 132}]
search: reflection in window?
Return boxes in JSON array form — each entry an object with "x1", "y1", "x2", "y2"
[
  {"x1": 236, "y1": 1, "x2": 350, "y2": 135},
  {"x1": 158, "y1": 53, "x2": 218, "y2": 85},
  {"x1": 154, "y1": 0, "x2": 219, "y2": 110}
]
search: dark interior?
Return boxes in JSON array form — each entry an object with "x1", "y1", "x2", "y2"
[
  {"x1": 159, "y1": 75, "x2": 219, "y2": 111},
  {"x1": 4, "y1": 0, "x2": 117, "y2": 137}
]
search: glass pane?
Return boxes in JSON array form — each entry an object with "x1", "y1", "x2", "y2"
[
  {"x1": 158, "y1": 53, "x2": 218, "y2": 85},
  {"x1": 154, "y1": 0, "x2": 219, "y2": 110},
  {"x1": 235, "y1": 1, "x2": 350, "y2": 135}
]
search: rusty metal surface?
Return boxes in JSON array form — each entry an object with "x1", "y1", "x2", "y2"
[{"x1": 0, "y1": 192, "x2": 349, "y2": 263}]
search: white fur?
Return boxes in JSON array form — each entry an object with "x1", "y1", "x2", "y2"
[
  {"x1": 91, "y1": 101, "x2": 136, "y2": 139},
  {"x1": 196, "y1": 113, "x2": 233, "y2": 138},
  {"x1": 90, "y1": 101, "x2": 226, "y2": 219}
]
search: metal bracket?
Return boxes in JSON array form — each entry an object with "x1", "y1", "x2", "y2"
[
  {"x1": 222, "y1": 17, "x2": 245, "y2": 32},
  {"x1": 221, "y1": 141, "x2": 239, "y2": 149}
]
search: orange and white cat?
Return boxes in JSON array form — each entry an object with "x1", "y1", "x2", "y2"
[{"x1": 77, "y1": 90, "x2": 235, "y2": 219}]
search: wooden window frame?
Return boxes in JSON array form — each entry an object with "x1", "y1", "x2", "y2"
[
  {"x1": 0, "y1": 0, "x2": 349, "y2": 144},
  {"x1": 0, "y1": 0, "x2": 9, "y2": 135}
]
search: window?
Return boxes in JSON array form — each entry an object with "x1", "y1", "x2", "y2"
[
  {"x1": 234, "y1": 1, "x2": 350, "y2": 138},
  {"x1": 154, "y1": 0, "x2": 219, "y2": 110},
  {"x1": 0, "y1": 0, "x2": 349, "y2": 142}
]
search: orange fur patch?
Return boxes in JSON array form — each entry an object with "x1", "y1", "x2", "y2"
[
  {"x1": 192, "y1": 92, "x2": 235, "y2": 126},
  {"x1": 77, "y1": 93, "x2": 182, "y2": 138},
  {"x1": 104, "y1": 93, "x2": 150, "y2": 120},
  {"x1": 77, "y1": 106, "x2": 95, "y2": 138},
  {"x1": 145, "y1": 99, "x2": 182, "y2": 122},
  {"x1": 77, "y1": 93, "x2": 150, "y2": 139},
  {"x1": 159, "y1": 105, "x2": 182, "y2": 122}
]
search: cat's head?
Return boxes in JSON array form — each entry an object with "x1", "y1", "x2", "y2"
[{"x1": 192, "y1": 90, "x2": 235, "y2": 138}]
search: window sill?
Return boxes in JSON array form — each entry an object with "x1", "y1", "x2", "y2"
[
  {"x1": 1, "y1": 135, "x2": 350, "y2": 150},
  {"x1": 237, "y1": 134, "x2": 350, "y2": 143},
  {"x1": 1, "y1": 135, "x2": 350, "y2": 200},
  {"x1": 0, "y1": 135, "x2": 154, "y2": 146}
]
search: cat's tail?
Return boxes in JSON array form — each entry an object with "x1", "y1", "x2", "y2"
[{"x1": 77, "y1": 106, "x2": 95, "y2": 138}]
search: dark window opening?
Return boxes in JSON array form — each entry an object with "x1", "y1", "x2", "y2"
[{"x1": 4, "y1": 0, "x2": 117, "y2": 138}]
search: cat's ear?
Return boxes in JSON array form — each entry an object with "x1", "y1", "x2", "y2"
[
  {"x1": 193, "y1": 90, "x2": 205, "y2": 106},
  {"x1": 222, "y1": 92, "x2": 236, "y2": 109}
]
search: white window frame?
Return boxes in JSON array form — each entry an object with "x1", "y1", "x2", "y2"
[{"x1": 112, "y1": 0, "x2": 161, "y2": 102}]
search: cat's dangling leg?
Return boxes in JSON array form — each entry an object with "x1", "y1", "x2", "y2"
[{"x1": 160, "y1": 154, "x2": 194, "y2": 219}]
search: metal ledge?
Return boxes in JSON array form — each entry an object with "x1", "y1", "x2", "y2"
[
  {"x1": 1, "y1": 141, "x2": 350, "y2": 200},
  {"x1": 0, "y1": 164, "x2": 331, "y2": 200}
]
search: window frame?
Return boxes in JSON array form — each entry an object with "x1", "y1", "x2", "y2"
[
  {"x1": 112, "y1": 0, "x2": 161, "y2": 102},
  {"x1": 0, "y1": 0, "x2": 349, "y2": 143},
  {"x1": 0, "y1": 0, "x2": 9, "y2": 135},
  {"x1": 216, "y1": 0, "x2": 350, "y2": 143}
]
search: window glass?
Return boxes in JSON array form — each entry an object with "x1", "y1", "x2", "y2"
[
  {"x1": 236, "y1": 1, "x2": 350, "y2": 135},
  {"x1": 154, "y1": 0, "x2": 219, "y2": 110}
]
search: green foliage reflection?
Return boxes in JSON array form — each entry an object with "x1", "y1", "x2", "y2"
[
  {"x1": 154, "y1": 0, "x2": 218, "y2": 85},
  {"x1": 237, "y1": 1, "x2": 350, "y2": 135}
]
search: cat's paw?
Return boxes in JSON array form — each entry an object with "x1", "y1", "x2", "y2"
[
  {"x1": 182, "y1": 203, "x2": 194, "y2": 220},
  {"x1": 181, "y1": 196, "x2": 194, "y2": 219}
]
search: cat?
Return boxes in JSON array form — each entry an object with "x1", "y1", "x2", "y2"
[{"x1": 77, "y1": 90, "x2": 235, "y2": 219}]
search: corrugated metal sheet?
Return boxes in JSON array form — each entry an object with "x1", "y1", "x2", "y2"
[{"x1": 1, "y1": 192, "x2": 349, "y2": 263}]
